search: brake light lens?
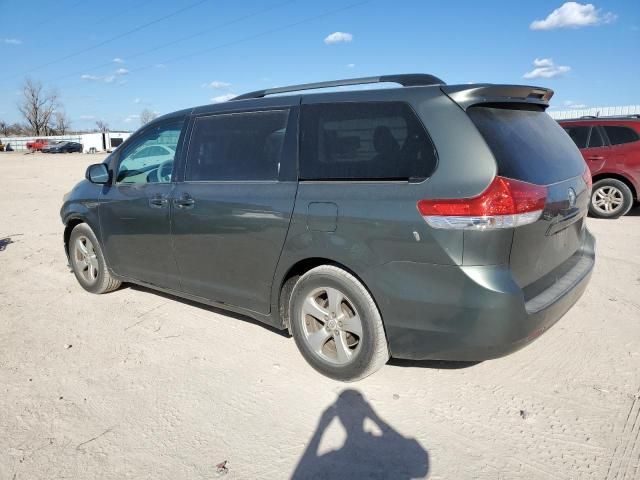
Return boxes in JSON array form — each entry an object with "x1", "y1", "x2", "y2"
[
  {"x1": 417, "y1": 176, "x2": 547, "y2": 230},
  {"x1": 582, "y1": 167, "x2": 592, "y2": 191}
]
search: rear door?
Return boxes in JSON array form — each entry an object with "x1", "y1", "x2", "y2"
[
  {"x1": 171, "y1": 107, "x2": 298, "y2": 314},
  {"x1": 467, "y1": 106, "x2": 590, "y2": 288}
]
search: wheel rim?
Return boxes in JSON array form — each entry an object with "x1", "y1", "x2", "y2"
[
  {"x1": 300, "y1": 287, "x2": 363, "y2": 365},
  {"x1": 592, "y1": 186, "x2": 624, "y2": 214},
  {"x1": 74, "y1": 236, "x2": 99, "y2": 284}
]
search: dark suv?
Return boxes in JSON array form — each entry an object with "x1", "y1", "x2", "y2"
[
  {"x1": 61, "y1": 74, "x2": 595, "y2": 381},
  {"x1": 559, "y1": 117, "x2": 640, "y2": 218}
]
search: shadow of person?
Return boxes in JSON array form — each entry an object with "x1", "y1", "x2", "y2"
[{"x1": 291, "y1": 389, "x2": 429, "y2": 480}]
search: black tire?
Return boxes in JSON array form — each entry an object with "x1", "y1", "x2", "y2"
[
  {"x1": 589, "y1": 178, "x2": 634, "y2": 219},
  {"x1": 289, "y1": 265, "x2": 389, "y2": 381},
  {"x1": 69, "y1": 223, "x2": 121, "y2": 294}
]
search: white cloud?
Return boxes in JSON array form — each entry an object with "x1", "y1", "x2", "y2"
[
  {"x1": 202, "y1": 80, "x2": 231, "y2": 89},
  {"x1": 81, "y1": 74, "x2": 101, "y2": 81},
  {"x1": 155, "y1": 63, "x2": 167, "y2": 69},
  {"x1": 133, "y1": 98, "x2": 141, "y2": 104},
  {"x1": 530, "y1": 2, "x2": 616, "y2": 30},
  {"x1": 324, "y1": 32, "x2": 353, "y2": 44},
  {"x1": 113, "y1": 57, "x2": 124, "y2": 63},
  {"x1": 523, "y1": 58, "x2": 571, "y2": 79},
  {"x1": 115, "y1": 68, "x2": 129, "y2": 75},
  {"x1": 346, "y1": 63, "x2": 356, "y2": 68},
  {"x1": 103, "y1": 75, "x2": 116, "y2": 83},
  {"x1": 124, "y1": 114, "x2": 140, "y2": 123},
  {"x1": 211, "y1": 94, "x2": 236, "y2": 103},
  {"x1": 563, "y1": 100, "x2": 588, "y2": 109},
  {"x1": 2, "y1": 38, "x2": 22, "y2": 45}
]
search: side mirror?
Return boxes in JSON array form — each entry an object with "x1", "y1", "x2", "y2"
[{"x1": 86, "y1": 163, "x2": 110, "y2": 184}]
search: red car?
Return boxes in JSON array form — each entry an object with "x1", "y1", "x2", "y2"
[
  {"x1": 26, "y1": 138, "x2": 51, "y2": 151},
  {"x1": 559, "y1": 117, "x2": 640, "y2": 218}
]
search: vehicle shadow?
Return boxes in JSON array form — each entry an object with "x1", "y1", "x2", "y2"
[
  {"x1": 0, "y1": 237, "x2": 14, "y2": 252},
  {"x1": 291, "y1": 389, "x2": 429, "y2": 480},
  {"x1": 126, "y1": 284, "x2": 290, "y2": 338},
  {"x1": 388, "y1": 358, "x2": 481, "y2": 369}
]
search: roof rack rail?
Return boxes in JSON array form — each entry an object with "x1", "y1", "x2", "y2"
[
  {"x1": 232, "y1": 73, "x2": 445, "y2": 101},
  {"x1": 580, "y1": 115, "x2": 598, "y2": 119}
]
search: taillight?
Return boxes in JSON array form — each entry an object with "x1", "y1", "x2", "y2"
[
  {"x1": 582, "y1": 168, "x2": 592, "y2": 191},
  {"x1": 417, "y1": 176, "x2": 547, "y2": 230}
]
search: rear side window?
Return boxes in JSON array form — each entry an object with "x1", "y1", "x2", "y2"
[
  {"x1": 563, "y1": 126, "x2": 589, "y2": 149},
  {"x1": 468, "y1": 107, "x2": 586, "y2": 185},
  {"x1": 186, "y1": 110, "x2": 289, "y2": 181},
  {"x1": 300, "y1": 102, "x2": 437, "y2": 181},
  {"x1": 604, "y1": 126, "x2": 640, "y2": 145},
  {"x1": 588, "y1": 127, "x2": 605, "y2": 148}
]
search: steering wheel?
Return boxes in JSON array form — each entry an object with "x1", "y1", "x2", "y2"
[{"x1": 154, "y1": 160, "x2": 173, "y2": 183}]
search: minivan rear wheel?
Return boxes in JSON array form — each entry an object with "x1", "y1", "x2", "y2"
[
  {"x1": 289, "y1": 265, "x2": 389, "y2": 381},
  {"x1": 69, "y1": 223, "x2": 121, "y2": 294},
  {"x1": 589, "y1": 178, "x2": 633, "y2": 219}
]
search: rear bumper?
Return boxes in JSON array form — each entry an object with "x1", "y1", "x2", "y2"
[{"x1": 367, "y1": 229, "x2": 595, "y2": 361}]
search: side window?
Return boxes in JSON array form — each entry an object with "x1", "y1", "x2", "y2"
[
  {"x1": 563, "y1": 126, "x2": 589, "y2": 149},
  {"x1": 300, "y1": 102, "x2": 437, "y2": 180},
  {"x1": 185, "y1": 110, "x2": 289, "y2": 181},
  {"x1": 116, "y1": 120, "x2": 183, "y2": 184},
  {"x1": 603, "y1": 126, "x2": 640, "y2": 145},
  {"x1": 588, "y1": 127, "x2": 605, "y2": 148}
]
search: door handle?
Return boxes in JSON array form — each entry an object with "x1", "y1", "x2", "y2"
[
  {"x1": 173, "y1": 194, "x2": 195, "y2": 209},
  {"x1": 149, "y1": 195, "x2": 168, "y2": 208},
  {"x1": 588, "y1": 156, "x2": 604, "y2": 161}
]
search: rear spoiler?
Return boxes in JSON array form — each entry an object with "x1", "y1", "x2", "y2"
[{"x1": 441, "y1": 84, "x2": 554, "y2": 110}]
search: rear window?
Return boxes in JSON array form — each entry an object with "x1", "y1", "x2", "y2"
[
  {"x1": 604, "y1": 126, "x2": 640, "y2": 145},
  {"x1": 468, "y1": 107, "x2": 586, "y2": 185},
  {"x1": 300, "y1": 102, "x2": 437, "y2": 181}
]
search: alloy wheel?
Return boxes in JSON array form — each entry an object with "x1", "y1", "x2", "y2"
[{"x1": 300, "y1": 287, "x2": 363, "y2": 365}]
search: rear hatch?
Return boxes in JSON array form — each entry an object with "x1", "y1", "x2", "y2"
[{"x1": 444, "y1": 85, "x2": 590, "y2": 290}]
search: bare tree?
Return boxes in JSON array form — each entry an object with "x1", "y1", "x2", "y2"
[
  {"x1": 54, "y1": 110, "x2": 71, "y2": 135},
  {"x1": 17, "y1": 78, "x2": 58, "y2": 136},
  {"x1": 0, "y1": 120, "x2": 8, "y2": 136},
  {"x1": 95, "y1": 120, "x2": 109, "y2": 133},
  {"x1": 140, "y1": 109, "x2": 158, "y2": 126}
]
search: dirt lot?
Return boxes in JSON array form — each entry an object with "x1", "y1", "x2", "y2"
[{"x1": 1, "y1": 151, "x2": 639, "y2": 480}]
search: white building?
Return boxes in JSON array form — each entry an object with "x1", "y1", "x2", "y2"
[{"x1": 1, "y1": 131, "x2": 131, "y2": 153}]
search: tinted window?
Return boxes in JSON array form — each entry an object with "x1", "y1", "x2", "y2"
[
  {"x1": 604, "y1": 126, "x2": 640, "y2": 145},
  {"x1": 468, "y1": 107, "x2": 586, "y2": 185},
  {"x1": 564, "y1": 126, "x2": 589, "y2": 149},
  {"x1": 588, "y1": 127, "x2": 605, "y2": 148},
  {"x1": 186, "y1": 110, "x2": 289, "y2": 181},
  {"x1": 300, "y1": 102, "x2": 437, "y2": 180},
  {"x1": 116, "y1": 120, "x2": 183, "y2": 184}
]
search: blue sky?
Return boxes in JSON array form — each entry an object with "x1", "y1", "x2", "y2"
[{"x1": 0, "y1": 0, "x2": 638, "y2": 131}]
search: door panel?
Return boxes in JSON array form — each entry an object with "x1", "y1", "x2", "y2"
[
  {"x1": 100, "y1": 183, "x2": 181, "y2": 289},
  {"x1": 171, "y1": 182, "x2": 297, "y2": 312}
]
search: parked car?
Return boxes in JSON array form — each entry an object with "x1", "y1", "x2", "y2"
[
  {"x1": 559, "y1": 117, "x2": 640, "y2": 218},
  {"x1": 61, "y1": 74, "x2": 595, "y2": 381},
  {"x1": 26, "y1": 138, "x2": 51, "y2": 151},
  {"x1": 42, "y1": 141, "x2": 83, "y2": 153}
]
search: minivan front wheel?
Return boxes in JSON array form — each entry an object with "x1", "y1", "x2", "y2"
[
  {"x1": 289, "y1": 265, "x2": 389, "y2": 381},
  {"x1": 69, "y1": 223, "x2": 121, "y2": 294},
  {"x1": 589, "y1": 179, "x2": 633, "y2": 219}
]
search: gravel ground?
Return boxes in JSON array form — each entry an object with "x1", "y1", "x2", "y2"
[{"x1": 1, "y1": 152, "x2": 639, "y2": 480}]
